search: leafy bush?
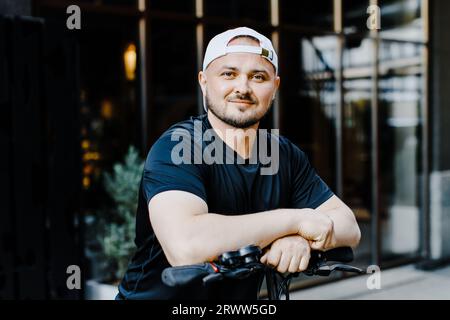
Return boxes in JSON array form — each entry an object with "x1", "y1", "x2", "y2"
[{"x1": 92, "y1": 146, "x2": 144, "y2": 282}]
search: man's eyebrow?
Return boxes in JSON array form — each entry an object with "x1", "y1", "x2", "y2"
[
  {"x1": 219, "y1": 66, "x2": 270, "y2": 74},
  {"x1": 250, "y1": 69, "x2": 270, "y2": 74},
  {"x1": 220, "y1": 66, "x2": 239, "y2": 71}
]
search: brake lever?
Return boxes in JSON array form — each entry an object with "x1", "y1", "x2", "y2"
[
  {"x1": 203, "y1": 262, "x2": 264, "y2": 286},
  {"x1": 203, "y1": 273, "x2": 224, "y2": 285},
  {"x1": 314, "y1": 263, "x2": 364, "y2": 276},
  {"x1": 225, "y1": 263, "x2": 265, "y2": 279},
  {"x1": 329, "y1": 264, "x2": 364, "y2": 274}
]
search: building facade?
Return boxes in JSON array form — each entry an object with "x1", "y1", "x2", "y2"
[{"x1": 2, "y1": 0, "x2": 450, "y2": 298}]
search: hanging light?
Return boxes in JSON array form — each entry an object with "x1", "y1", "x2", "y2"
[
  {"x1": 100, "y1": 99, "x2": 113, "y2": 119},
  {"x1": 124, "y1": 43, "x2": 137, "y2": 81}
]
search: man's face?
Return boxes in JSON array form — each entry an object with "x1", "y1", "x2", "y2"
[{"x1": 199, "y1": 37, "x2": 280, "y2": 129}]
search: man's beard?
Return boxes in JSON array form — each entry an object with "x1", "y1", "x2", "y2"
[{"x1": 205, "y1": 94, "x2": 271, "y2": 129}]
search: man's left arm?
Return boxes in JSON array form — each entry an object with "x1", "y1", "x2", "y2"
[
  {"x1": 260, "y1": 144, "x2": 361, "y2": 271},
  {"x1": 287, "y1": 144, "x2": 361, "y2": 250},
  {"x1": 312, "y1": 195, "x2": 361, "y2": 250},
  {"x1": 259, "y1": 196, "x2": 360, "y2": 272}
]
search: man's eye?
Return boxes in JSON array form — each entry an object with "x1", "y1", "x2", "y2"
[
  {"x1": 222, "y1": 72, "x2": 234, "y2": 77},
  {"x1": 253, "y1": 74, "x2": 265, "y2": 81}
]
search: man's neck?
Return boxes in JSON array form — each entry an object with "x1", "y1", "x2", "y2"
[{"x1": 207, "y1": 111, "x2": 259, "y2": 160}]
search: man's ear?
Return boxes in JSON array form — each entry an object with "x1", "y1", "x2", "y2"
[
  {"x1": 198, "y1": 71, "x2": 207, "y2": 97},
  {"x1": 273, "y1": 76, "x2": 281, "y2": 100}
]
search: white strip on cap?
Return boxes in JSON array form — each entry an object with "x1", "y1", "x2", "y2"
[
  {"x1": 225, "y1": 45, "x2": 262, "y2": 55},
  {"x1": 202, "y1": 27, "x2": 278, "y2": 74}
]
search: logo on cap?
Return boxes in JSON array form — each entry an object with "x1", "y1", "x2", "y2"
[{"x1": 261, "y1": 48, "x2": 273, "y2": 61}]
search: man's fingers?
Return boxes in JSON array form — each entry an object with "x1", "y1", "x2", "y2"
[
  {"x1": 288, "y1": 255, "x2": 301, "y2": 273},
  {"x1": 260, "y1": 254, "x2": 267, "y2": 264},
  {"x1": 310, "y1": 239, "x2": 326, "y2": 250},
  {"x1": 299, "y1": 255, "x2": 310, "y2": 272},
  {"x1": 267, "y1": 249, "x2": 282, "y2": 268},
  {"x1": 276, "y1": 253, "x2": 291, "y2": 273},
  {"x1": 262, "y1": 235, "x2": 313, "y2": 273}
]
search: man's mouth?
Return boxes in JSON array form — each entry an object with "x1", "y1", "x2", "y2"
[{"x1": 228, "y1": 100, "x2": 255, "y2": 105}]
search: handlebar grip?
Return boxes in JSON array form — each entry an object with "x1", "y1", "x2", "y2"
[
  {"x1": 161, "y1": 263, "x2": 214, "y2": 287},
  {"x1": 322, "y1": 247, "x2": 354, "y2": 263}
]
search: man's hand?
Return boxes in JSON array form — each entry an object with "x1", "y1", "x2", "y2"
[
  {"x1": 260, "y1": 235, "x2": 311, "y2": 273},
  {"x1": 296, "y1": 209, "x2": 336, "y2": 251}
]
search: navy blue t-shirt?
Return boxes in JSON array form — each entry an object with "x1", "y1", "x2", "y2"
[{"x1": 117, "y1": 114, "x2": 334, "y2": 300}]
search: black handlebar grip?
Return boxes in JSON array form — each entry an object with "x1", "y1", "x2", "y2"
[
  {"x1": 162, "y1": 263, "x2": 214, "y2": 287},
  {"x1": 322, "y1": 247, "x2": 354, "y2": 263}
]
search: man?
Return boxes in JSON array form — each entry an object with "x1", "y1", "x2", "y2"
[{"x1": 116, "y1": 27, "x2": 360, "y2": 300}]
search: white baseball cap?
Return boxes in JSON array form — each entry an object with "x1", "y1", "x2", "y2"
[{"x1": 202, "y1": 27, "x2": 278, "y2": 74}]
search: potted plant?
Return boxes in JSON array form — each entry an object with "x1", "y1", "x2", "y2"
[{"x1": 85, "y1": 146, "x2": 144, "y2": 300}]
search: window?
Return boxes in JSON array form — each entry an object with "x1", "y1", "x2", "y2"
[
  {"x1": 204, "y1": 0, "x2": 270, "y2": 23},
  {"x1": 147, "y1": 20, "x2": 198, "y2": 145},
  {"x1": 78, "y1": 14, "x2": 141, "y2": 207},
  {"x1": 149, "y1": 0, "x2": 195, "y2": 15},
  {"x1": 280, "y1": 0, "x2": 334, "y2": 30},
  {"x1": 380, "y1": 0, "x2": 423, "y2": 42},
  {"x1": 343, "y1": 0, "x2": 370, "y2": 34},
  {"x1": 378, "y1": 40, "x2": 424, "y2": 262},
  {"x1": 279, "y1": 32, "x2": 338, "y2": 189}
]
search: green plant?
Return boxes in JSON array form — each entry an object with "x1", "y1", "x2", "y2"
[{"x1": 96, "y1": 145, "x2": 144, "y2": 282}]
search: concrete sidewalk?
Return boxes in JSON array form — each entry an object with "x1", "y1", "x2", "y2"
[{"x1": 289, "y1": 264, "x2": 450, "y2": 300}]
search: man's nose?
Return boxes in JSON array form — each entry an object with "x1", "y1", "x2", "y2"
[{"x1": 234, "y1": 75, "x2": 251, "y2": 95}]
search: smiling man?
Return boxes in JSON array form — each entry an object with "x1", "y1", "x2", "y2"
[{"x1": 116, "y1": 27, "x2": 360, "y2": 300}]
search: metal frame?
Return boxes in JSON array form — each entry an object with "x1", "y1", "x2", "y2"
[
  {"x1": 334, "y1": 0, "x2": 344, "y2": 198},
  {"x1": 195, "y1": 0, "x2": 204, "y2": 115},
  {"x1": 369, "y1": 0, "x2": 381, "y2": 266},
  {"x1": 271, "y1": 0, "x2": 280, "y2": 129},
  {"x1": 420, "y1": 0, "x2": 430, "y2": 261},
  {"x1": 138, "y1": 0, "x2": 148, "y2": 152},
  {"x1": 336, "y1": 0, "x2": 429, "y2": 267}
]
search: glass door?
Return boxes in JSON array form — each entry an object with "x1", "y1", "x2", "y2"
[{"x1": 378, "y1": 39, "x2": 424, "y2": 265}]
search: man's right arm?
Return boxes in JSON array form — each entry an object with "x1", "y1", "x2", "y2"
[{"x1": 149, "y1": 190, "x2": 333, "y2": 266}]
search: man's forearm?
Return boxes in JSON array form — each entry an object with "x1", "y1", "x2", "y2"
[
  {"x1": 319, "y1": 207, "x2": 361, "y2": 249},
  {"x1": 172, "y1": 209, "x2": 304, "y2": 265},
  {"x1": 150, "y1": 191, "x2": 341, "y2": 266}
]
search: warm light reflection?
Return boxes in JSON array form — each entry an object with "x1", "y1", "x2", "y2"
[
  {"x1": 83, "y1": 152, "x2": 101, "y2": 161},
  {"x1": 82, "y1": 176, "x2": 90, "y2": 189},
  {"x1": 101, "y1": 99, "x2": 113, "y2": 119},
  {"x1": 81, "y1": 139, "x2": 90, "y2": 150},
  {"x1": 124, "y1": 43, "x2": 137, "y2": 81}
]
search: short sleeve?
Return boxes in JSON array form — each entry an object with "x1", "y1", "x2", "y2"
[
  {"x1": 142, "y1": 132, "x2": 207, "y2": 205},
  {"x1": 290, "y1": 144, "x2": 334, "y2": 209}
]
